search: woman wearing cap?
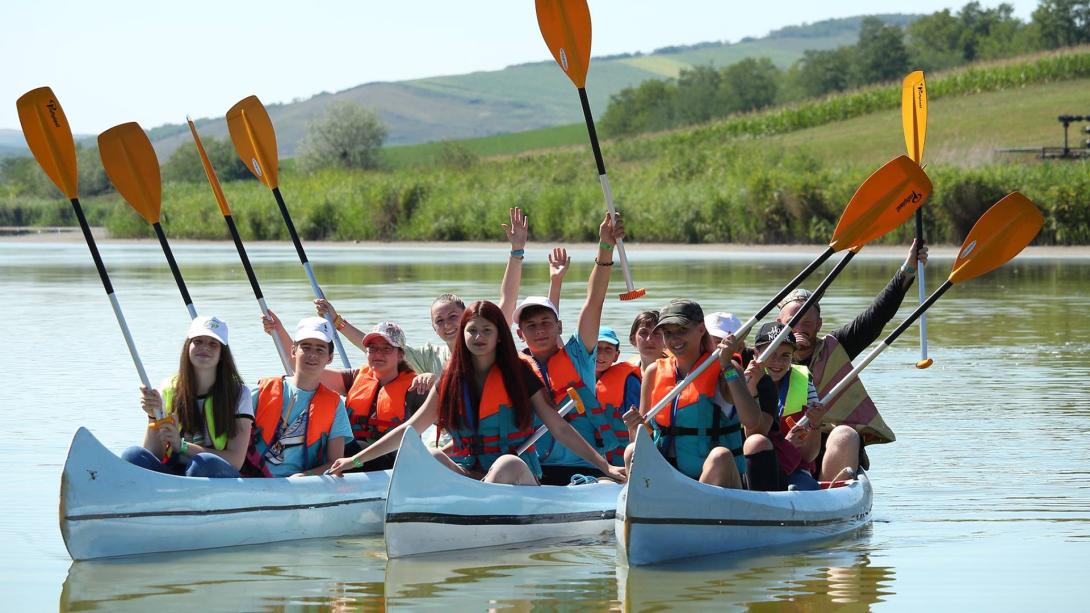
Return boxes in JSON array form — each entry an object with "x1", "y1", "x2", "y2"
[
  {"x1": 327, "y1": 301, "x2": 626, "y2": 485},
  {"x1": 623, "y1": 300, "x2": 763, "y2": 488},
  {"x1": 122, "y1": 316, "x2": 253, "y2": 478},
  {"x1": 594, "y1": 326, "x2": 641, "y2": 466}
]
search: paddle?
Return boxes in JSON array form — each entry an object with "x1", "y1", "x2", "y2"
[
  {"x1": 16, "y1": 88, "x2": 154, "y2": 405},
  {"x1": 536, "y1": 0, "x2": 645, "y2": 301},
  {"x1": 225, "y1": 95, "x2": 352, "y2": 368},
  {"x1": 98, "y1": 122, "x2": 197, "y2": 320},
  {"x1": 187, "y1": 117, "x2": 293, "y2": 374},
  {"x1": 516, "y1": 388, "x2": 586, "y2": 456},
  {"x1": 902, "y1": 70, "x2": 932, "y2": 369},
  {"x1": 643, "y1": 155, "x2": 932, "y2": 424},
  {"x1": 793, "y1": 192, "x2": 1043, "y2": 432}
]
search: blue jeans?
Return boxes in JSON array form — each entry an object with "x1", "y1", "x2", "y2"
[
  {"x1": 122, "y1": 446, "x2": 241, "y2": 478},
  {"x1": 788, "y1": 468, "x2": 821, "y2": 491}
]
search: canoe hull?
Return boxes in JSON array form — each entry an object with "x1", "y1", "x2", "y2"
[
  {"x1": 617, "y1": 428, "x2": 873, "y2": 566},
  {"x1": 61, "y1": 427, "x2": 389, "y2": 560},
  {"x1": 384, "y1": 426, "x2": 621, "y2": 558}
]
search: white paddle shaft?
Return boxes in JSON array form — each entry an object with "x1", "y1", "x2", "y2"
[
  {"x1": 597, "y1": 173, "x2": 636, "y2": 292},
  {"x1": 301, "y1": 261, "x2": 352, "y2": 369},
  {"x1": 517, "y1": 397, "x2": 576, "y2": 456}
]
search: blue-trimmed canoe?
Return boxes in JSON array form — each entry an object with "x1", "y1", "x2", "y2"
[
  {"x1": 383, "y1": 426, "x2": 622, "y2": 558},
  {"x1": 60, "y1": 427, "x2": 390, "y2": 560},
  {"x1": 616, "y1": 427, "x2": 873, "y2": 566}
]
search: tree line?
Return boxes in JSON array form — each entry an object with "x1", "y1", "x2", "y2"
[{"x1": 600, "y1": 0, "x2": 1090, "y2": 137}]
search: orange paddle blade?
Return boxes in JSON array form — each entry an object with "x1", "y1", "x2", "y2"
[
  {"x1": 15, "y1": 87, "x2": 78, "y2": 199},
  {"x1": 901, "y1": 71, "x2": 927, "y2": 164},
  {"x1": 949, "y1": 193, "x2": 1043, "y2": 284},
  {"x1": 226, "y1": 95, "x2": 279, "y2": 189},
  {"x1": 187, "y1": 118, "x2": 232, "y2": 217},
  {"x1": 829, "y1": 155, "x2": 931, "y2": 251},
  {"x1": 535, "y1": 0, "x2": 592, "y2": 88},
  {"x1": 98, "y1": 122, "x2": 162, "y2": 224}
]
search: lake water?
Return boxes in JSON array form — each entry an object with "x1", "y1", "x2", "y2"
[{"x1": 3, "y1": 240, "x2": 1088, "y2": 611}]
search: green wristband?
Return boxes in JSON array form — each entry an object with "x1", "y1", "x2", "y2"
[
  {"x1": 721, "y1": 368, "x2": 740, "y2": 383},
  {"x1": 178, "y1": 439, "x2": 189, "y2": 456},
  {"x1": 599, "y1": 241, "x2": 614, "y2": 251}
]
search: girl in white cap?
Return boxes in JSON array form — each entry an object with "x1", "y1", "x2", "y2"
[{"x1": 122, "y1": 316, "x2": 253, "y2": 478}]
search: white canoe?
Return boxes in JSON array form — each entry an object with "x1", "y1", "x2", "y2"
[
  {"x1": 384, "y1": 426, "x2": 622, "y2": 558},
  {"x1": 61, "y1": 427, "x2": 390, "y2": 560},
  {"x1": 616, "y1": 427, "x2": 873, "y2": 566}
]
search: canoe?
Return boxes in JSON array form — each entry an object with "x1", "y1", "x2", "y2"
[
  {"x1": 616, "y1": 427, "x2": 873, "y2": 566},
  {"x1": 60, "y1": 427, "x2": 390, "y2": 560},
  {"x1": 384, "y1": 426, "x2": 622, "y2": 558}
]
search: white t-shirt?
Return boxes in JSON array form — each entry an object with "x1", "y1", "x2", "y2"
[{"x1": 159, "y1": 378, "x2": 254, "y2": 447}]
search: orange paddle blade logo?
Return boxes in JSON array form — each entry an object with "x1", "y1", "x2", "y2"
[{"x1": 16, "y1": 87, "x2": 79, "y2": 199}]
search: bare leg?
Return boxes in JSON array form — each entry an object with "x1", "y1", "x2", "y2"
[
  {"x1": 820, "y1": 425, "x2": 861, "y2": 481},
  {"x1": 699, "y1": 446, "x2": 743, "y2": 489},
  {"x1": 483, "y1": 454, "x2": 539, "y2": 486},
  {"x1": 623, "y1": 442, "x2": 637, "y2": 475}
]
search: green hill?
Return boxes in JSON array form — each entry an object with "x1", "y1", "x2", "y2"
[{"x1": 145, "y1": 15, "x2": 914, "y2": 158}]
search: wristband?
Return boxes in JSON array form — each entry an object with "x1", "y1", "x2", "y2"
[
  {"x1": 352, "y1": 456, "x2": 364, "y2": 469},
  {"x1": 598, "y1": 241, "x2": 614, "y2": 251},
  {"x1": 179, "y1": 439, "x2": 189, "y2": 456},
  {"x1": 900, "y1": 262, "x2": 916, "y2": 275},
  {"x1": 721, "y1": 368, "x2": 740, "y2": 383},
  {"x1": 594, "y1": 258, "x2": 614, "y2": 267},
  {"x1": 334, "y1": 315, "x2": 347, "y2": 331},
  {"x1": 510, "y1": 248, "x2": 525, "y2": 259}
]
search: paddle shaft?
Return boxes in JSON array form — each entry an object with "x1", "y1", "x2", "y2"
[
  {"x1": 643, "y1": 246, "x2": 836, "y2": 422},
  {"x1": 757, "y1": 249, "x2": 857, "y2": 364},
  {"x1": 796, "y1": 279, "x2": 953, "y2": 431},
  {"x1": 151, "y1": 222, "x2": 197, "y2": 319},
  {"x1": 270, "y1": 186, "x2": 352, "y2": 368},
  {"x1": 915, "y1": 210, "x2": 930, "y2": 360},
  {"x1": 70, "y1": 197, "x2": 155, "y2": 405},
  {"x1": 577, "y1": 87, "x2": 639, "y2": 295},
  {"x1": 516, "y1": 397, "x2": 576, "y2": 456}
]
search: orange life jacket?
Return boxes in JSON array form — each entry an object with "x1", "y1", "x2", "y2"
[
  {"x1": 345, "y1": 366, "x2": 417, "y2": 444},
  {"x1": 242, "y1": 376, "x2": 341, "y2": 477},
  {"x1": 447, "y1": 365, "x2": 542, "y2": 477},
  {"x1": 595, "y1": 361, "x2": 641, "y2": 464}
]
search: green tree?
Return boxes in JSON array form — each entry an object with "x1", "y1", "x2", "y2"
[
  {"x1": 297, "y1": 100, "x2": 388, "y2": 171},
  {"x1": 718, "y1": 58, "x2": 781, "y2": 114},
  {"x1": 956, "y1": 2, "x2": 1022, "y2": 61},
  {"x1": 161, "y1": 136, "x2": 251, "y2": 184},
  {"x1": 676, "y1": 65, "x2": 721, "y2": 124},
  {"x1": 852, "y1": 17, "x2": 909, "y2": 85},
  {"x1": 906, "y1": 9, "x2": 967, "y2": 71},
  {"x1": 1032, "y1": 0, "x2": 1090, "y2": 48},
  {"x1": 600, "y1": 79, "x2": 678, "y2": 136},
  {"x1": 791, "y1": 47, "x2": 856, "y2": 98}
]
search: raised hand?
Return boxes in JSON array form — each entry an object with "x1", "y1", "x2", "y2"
[
  {"x1": 140, "y1": 386, "x2": 164, "y2": 419},
  {"x1": 260, "y1": 309, "x2": 282, "y2": 336},
  {"x1": 314, "y1": 298, "x2": 339, "y2": 320},
  {"x1": 598, "y1": 212, "x2": 625, "y2": 247},
  {"x1": 502, "y1": 207, "x2": 528, "y2": 251},
  {"x1": 548, "y1": 247, "x2": 570, "y2": 281},
  {"x1": 409, "y1": 373, "x2": 436, "y2": 395}
]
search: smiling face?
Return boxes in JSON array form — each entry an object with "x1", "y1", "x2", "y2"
[
  {"x1": 431, "y1": 301, "x2": 464, "y2": 345},
  {"x1": 777, "y1": 302, "x2": 821, "y2": 362},
  {"x1": 365, "y1": 337, "x2": 401, "y2": 378},
  {"x1": 595, "y1": 341, "x2": 620, "y2": 376},
  {"x1": 464, "y1": 316, "x2": 499, "y2": 357},
  {"x1": 187, "y1": 336, "x2": 222, "y2": 371},
  {"x1": 657, "y1": 322, "x2": 706, "y2": 362},
  {"x1": 517, "y1": 309, "x2": 562, "y2": 355},
  {"x1": 291, "y1": 338, "x2": 334, "y2": 376},
  {"x1": 758, "y1": 343, "x2": 796, "y2": 382}
]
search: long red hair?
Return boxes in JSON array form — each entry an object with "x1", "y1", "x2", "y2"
[{"x1": 437, "y1": 301, "x2": 533, "y2": 432}]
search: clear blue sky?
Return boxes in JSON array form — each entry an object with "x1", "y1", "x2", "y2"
[{"x1": 1, "y1": 0, "x2": 1038, "y2": 134}]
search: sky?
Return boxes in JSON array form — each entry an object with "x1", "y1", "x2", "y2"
[{"x1": 1, "y1": 0, "x2": 1039, "y2": 134}]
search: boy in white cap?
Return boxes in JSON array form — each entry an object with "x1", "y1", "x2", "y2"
[
  {"x1": 243, "y1": 317, "x2": 353, "y2": 477},
  {"x1": 515, "y1": 213, "x2": 626, "y2": 484}
]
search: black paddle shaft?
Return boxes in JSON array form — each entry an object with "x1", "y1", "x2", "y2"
[
  {"x1": 577, "y1": 88, "x2": 607, "y2": 176},
  {"x1": 224, "y1": 215, "x2": 265, "y2": 300},
  {"x1": 785, "y1": 249, "x2": 857, "y2": 328},
  {"x1": 753, "y1": 246, "x2": 836, "y2": 323},
  {"x1": 152, "y1": 222, "x2": 194, "y2": 308},
  {"x1": 272, "y1": 187, "x2": 312, "y2": 267},
  {"x1": 885, "y1": 279, "x2": 952, "y2": 346},
  {"x1": 70, "y1": 198, "x2": 115, "y2": 295}
]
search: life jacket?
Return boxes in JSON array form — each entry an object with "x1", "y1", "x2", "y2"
[
  {"x1": 344, "y1": 366, "x2": 417, "y2": 444},
  {"x1": 650, "y1": 353, "x2": 745, "y2": 480},
  {"x1": 777, "y1": 365, "x2": 812, "y2": 432},
  {"x1": 241, "y1": 377, "x2": 341, "y2": 477},
  {"x1": 595, "y1": 361, "x2": 641, "y2": 465},
  {"x1": 162, "y1": 376, "x2": 226, "y2": 450},
  {"x1": 447, "y1": 365, "x2": 542, "y2": 478},
  {"x1": 526, "y1": 345, "x2": 618, "y2": 466},
  {"x1": 809, "y1": 335, "x2": 895, "y2": 444}
]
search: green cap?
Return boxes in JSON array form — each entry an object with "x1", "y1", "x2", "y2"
[{"x1": 653, "y1": 299, "x2": 704, "y2": 331}]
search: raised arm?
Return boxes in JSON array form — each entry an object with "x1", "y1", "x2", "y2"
[
  {"x1": 315, "y1": 299, "x2": 366, "y2": 352},
  {"x1": 498, "y1": 207, "x2": 528, "y2": 325},
  {"x1": 531, "y1": 389, "x2": 626, "y2": 482},
  {"x1": 715, "y1": 334, "x2": 764, "y2": 435},
  {"x1": 577, "y1": 213, "x2": 625, "y2": 352},
  {"x1": 547, "y1": 247, "x2": 571, "y2": 310},
  {"x1": 327, "y1": 385, "x2": 441, "y2": 476},
  {"x1": 260, "y1": 309, "x2": 294, "y2": 356}
]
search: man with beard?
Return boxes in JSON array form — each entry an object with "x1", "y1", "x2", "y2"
[{"x1": 775, "y1": 240, "x2": 927, "y2": 472}]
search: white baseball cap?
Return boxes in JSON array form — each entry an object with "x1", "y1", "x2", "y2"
[
  {"x1": 294, "y1": 317, "x2": 333, "y2": 343},
  {"x1": 187, "y1": 315, "x2": 229, "y2": 346},
  {"x1": 704, "y1": 311, "x2": 742, "y2": 339},
  {"x1": 514, "y1": 296, "x2": 559, "y2": 323}
]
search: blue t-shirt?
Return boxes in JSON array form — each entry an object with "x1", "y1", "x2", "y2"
[
  {"x1": 535, "y1": 334, "x2": 599, "y2": 469},
  {"x1": 253, "y1": 379, "x2": 354, "y2": 477}
]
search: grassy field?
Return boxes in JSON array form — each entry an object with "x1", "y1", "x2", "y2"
[{"x1": 382, "y1": 123, "x2": 588, "y2": 167}]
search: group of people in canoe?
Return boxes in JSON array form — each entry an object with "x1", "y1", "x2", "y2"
[{"x1": 125, "y1": 207, "x2": 926, "y2": 492}]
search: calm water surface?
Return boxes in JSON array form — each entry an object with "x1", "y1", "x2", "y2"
[{"x1": 2, "y1": 241, "x2": 1088, "y2": 611}]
